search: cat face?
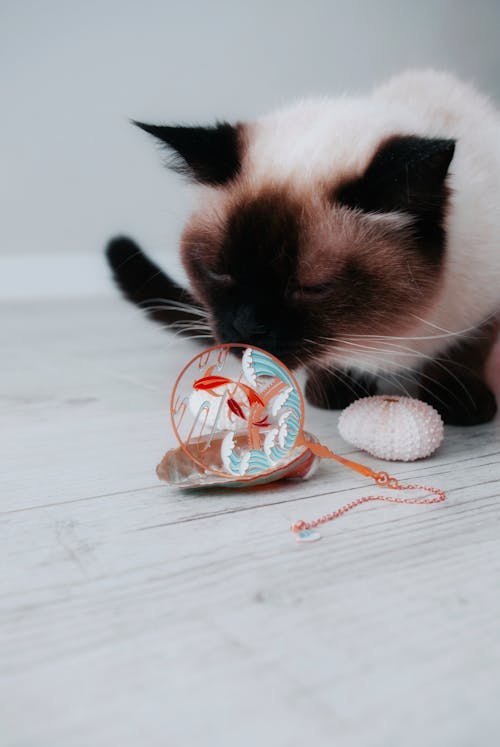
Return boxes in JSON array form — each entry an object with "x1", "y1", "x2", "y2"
[{"x1": 135, "y1": 120, "x2": 455, "y2": 369}]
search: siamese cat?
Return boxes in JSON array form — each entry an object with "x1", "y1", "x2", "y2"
[{"x1": 106, "y1": 70, "x2": 500, "y2": 425}]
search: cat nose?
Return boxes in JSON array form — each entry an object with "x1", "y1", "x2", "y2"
[{"x1": 231, "y1": 304, "x2": 270, "y2": 338}]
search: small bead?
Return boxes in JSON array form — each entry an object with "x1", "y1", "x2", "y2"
[{"x1": 295, "y1": 528, "x2": 321, "y2": 543}]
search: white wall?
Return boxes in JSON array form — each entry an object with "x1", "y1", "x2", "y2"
[{"x1": 2, "y1": 0, "x2": 499, "y2": 275}]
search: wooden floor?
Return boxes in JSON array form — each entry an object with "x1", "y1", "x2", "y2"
[{"x1": 2, "y1": 297, "x2": 500, "y2": 747}]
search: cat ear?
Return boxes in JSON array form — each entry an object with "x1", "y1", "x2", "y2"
[
  {"x1": 132, "y1": 120, "x2": 241, "y2": 186},
  {"x1": 336, "y1": 135, "x2": 456, "y2": 218}
]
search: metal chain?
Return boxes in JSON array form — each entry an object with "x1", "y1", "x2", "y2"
[{"x1": 291, "y1": 471, "x2": 446, "y2": 533}]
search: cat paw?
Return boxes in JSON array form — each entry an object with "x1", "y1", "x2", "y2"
[
  {"x1": 417, "y1": 374, "x2": 497, "y2": 425},
  {"x1": 305, "y1": 368, "x2": 377, "y2": 410}
]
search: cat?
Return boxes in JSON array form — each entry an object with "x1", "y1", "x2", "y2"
[{"x1": 106, "y1": 70, "x2": 500, "y2": 425}]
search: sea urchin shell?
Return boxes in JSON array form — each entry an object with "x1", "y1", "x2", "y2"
[{"x1": 338, "y1": 396, "x2": 444, "y2": 462}]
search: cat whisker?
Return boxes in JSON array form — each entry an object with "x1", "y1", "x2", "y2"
[
  {"x1": 319, "y1": 335, "x2": 477, "y2": 408},
  {"x1": 140, "y1": 306, "x2": 208, "y2": 320},
  {"x1": 334, "y1": 349, "x2": 435, "y2": 407},
  {"x1": 138, "y1": 298, "x2": 210, "y2": 319},
  {"x1": 338, "y1": 335, "x2": 473, "y2": 375},
  {"x1": 346, "y1": 331, "x2": 471, "y2": 342},
  {"x1": 408, "y1": 309, "x2": 498, "y2": 338},
  {"x1": 366, "y1": 340, "x2": 478, "y2": 409},
  {"x1": 318, "y1": 336, "x2": 432, "y2": 359},
  {"x1": 377, "y1": 348, "x2": 475, "y2": 409},
  {"x1": 168, "y1": 319, "x2": 212, "y2": 331},
  {"x1": 140, "y1": 296, "x2": 207, "y2": 311},
  {"x1": 158, "y1": 327, "x2": 214, "y2": 340},
  {"x1": 372, "y1": 369, "x2": 414, "y2": 400},
  {"x1": 318, "y1": 338, "x2": 476, "y2": 410},
  {"x1": 167, "y1": 315, "x2": 212, "y2": 326},
  {"x1": 169, "y1": 327, "x2": 213, "y2": 336},
  {"x1": 322, "y1": 364, "x2": 374, "y2": 401},
  {"x1": 341, "y1": 313, "x2": 496, "y2": 342},
  {"x1": 406, "y1": 314, "x2": 455, "y2": 334},
  {"x1": 127, "y1": 270, "x2": 174, "y2": 296},
  {"x1": 180, "y1": 334, "x2": 214, "y2": 340},
  {"x1": 381, "y1": 363, "x2": 472, "y2": 412}
]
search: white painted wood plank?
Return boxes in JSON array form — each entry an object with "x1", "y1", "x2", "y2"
[{"x1": 2, "y1": 478, "x2": 500, "y2": 747}]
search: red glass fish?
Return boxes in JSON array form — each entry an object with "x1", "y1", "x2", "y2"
[
  {"x1": 193, "y1": 375, "x2": 264, "y2": 408},
  {"x1": 252, "y1": 415, "x2": 271, "y2": 427},
  {"x1": 227, "y1": 397, "x2": 247, "y2": 421}
]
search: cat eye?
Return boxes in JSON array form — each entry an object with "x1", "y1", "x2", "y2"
[
  {"x1": 292, "y1": 283, "x2": 331, "y2": 298},
  {"x1": 206, "y1": 268, "x2": 234, "y2": 287},
  {"x1": 302, "y1": 283, "x2": 331, "y2": 294}
]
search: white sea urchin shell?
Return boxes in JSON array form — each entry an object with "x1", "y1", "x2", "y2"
[{"x1": 338, "y1": 396, "x2": 444, "y2": 462}]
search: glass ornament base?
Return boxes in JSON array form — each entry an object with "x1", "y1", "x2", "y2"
[{"x1": 157, "y1": 431, "x2": 320, "y2": 489}]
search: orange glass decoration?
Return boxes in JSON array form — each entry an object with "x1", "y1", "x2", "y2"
[
  {"x1": 158, "y1": 344, "x2": 320, "y2": 488},
  {"x1": 158, "y1": 343, "x2": 392, "y2": 488},
  {"x1": 157, "y1": 344, "x2": 445, "y2": 541}
]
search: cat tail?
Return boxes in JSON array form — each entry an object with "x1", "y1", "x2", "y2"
[{"x1": 105, "y1": 236, "x2": 213, "y2": 341}]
